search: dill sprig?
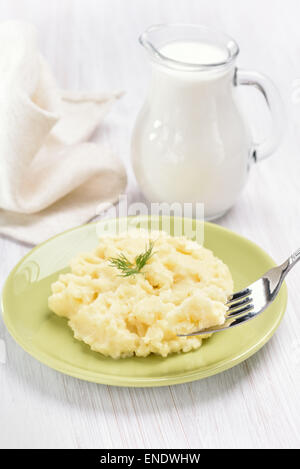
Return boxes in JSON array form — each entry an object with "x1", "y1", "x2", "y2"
[{"x1": 109, "y1": 241, "x2": 155, "y2": 277}]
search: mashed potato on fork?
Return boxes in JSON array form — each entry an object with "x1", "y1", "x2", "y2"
[{"x1": 48, "y1": 230, "x2": 233, "y2": 358}]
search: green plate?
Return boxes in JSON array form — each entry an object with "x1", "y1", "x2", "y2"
[{"x1": 1, "y1": 216, "x2": 287, "y2": 387}]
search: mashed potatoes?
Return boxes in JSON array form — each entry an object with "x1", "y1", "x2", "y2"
[{"x1": 48, "y1": 230, "x2": 233, "y2": 358}]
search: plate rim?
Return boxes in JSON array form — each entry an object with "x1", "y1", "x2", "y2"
[{"x1": 1, "y1": 217, "x2": 288, "y2": 387}]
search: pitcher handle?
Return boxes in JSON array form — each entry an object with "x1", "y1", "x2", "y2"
[{"x1": 235, "y1": 68, "x2": 284, "y2": 162}]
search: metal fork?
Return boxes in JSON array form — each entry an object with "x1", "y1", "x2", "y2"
[{"x1": 178, "y1": 248, "x2": 300, "y2": 337}]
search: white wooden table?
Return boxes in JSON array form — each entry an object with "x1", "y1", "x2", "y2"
[{"x1": 1, "y1": 0, "x2": 300, "y2": 449}]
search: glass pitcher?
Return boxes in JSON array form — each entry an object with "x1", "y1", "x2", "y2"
[{"x1": 131, "y1": 24, "x2": 283, "y2": 219}]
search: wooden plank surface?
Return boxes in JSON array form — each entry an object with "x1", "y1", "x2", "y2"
[{"x1": 0, "y1": 0, "x2": 300, "y2": 449}]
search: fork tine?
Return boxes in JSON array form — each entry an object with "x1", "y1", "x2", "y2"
[
  {"x1": 228, "y1": 311, "x2": 257, "y2": 327},
  {"x1": 227, "y1": 296, "x2": 252, "y2": 311},
  {"x1": 227, "y1": 288, "x2": 252, "y2": 304},
  {"x1": 178, "y1": 310, "x2": 258, "y2": 337},
  {"x1": 226, "y1": 303, "x2": 254, "y2": 318}
]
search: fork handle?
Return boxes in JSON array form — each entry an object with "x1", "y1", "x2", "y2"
[
  {"x1": 288, "y1": 247, "x2": 300, "y2": 269},
  {"x1": 265, "y1": 248, "x2": 300, "y2": 300},
  {"x1": 282, "y1": 247, "x2": 300, "y2": 278}
]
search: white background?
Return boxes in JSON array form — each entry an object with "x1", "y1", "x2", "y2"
[{"x1": 1, "y1": 0, "x2": 300, "y2": 449}]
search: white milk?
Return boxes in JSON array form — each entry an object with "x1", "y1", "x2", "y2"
[
  {"x1": 160, "y1": 40, "x2": 228, "y2": 65},
  {"x1": 132, "y1": 40, "x2": 251, "y2": 219}
]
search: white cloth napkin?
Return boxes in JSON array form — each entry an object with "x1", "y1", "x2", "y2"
[{"x1": 0, "y1": 20, "x2": 127, "y2": 245}]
